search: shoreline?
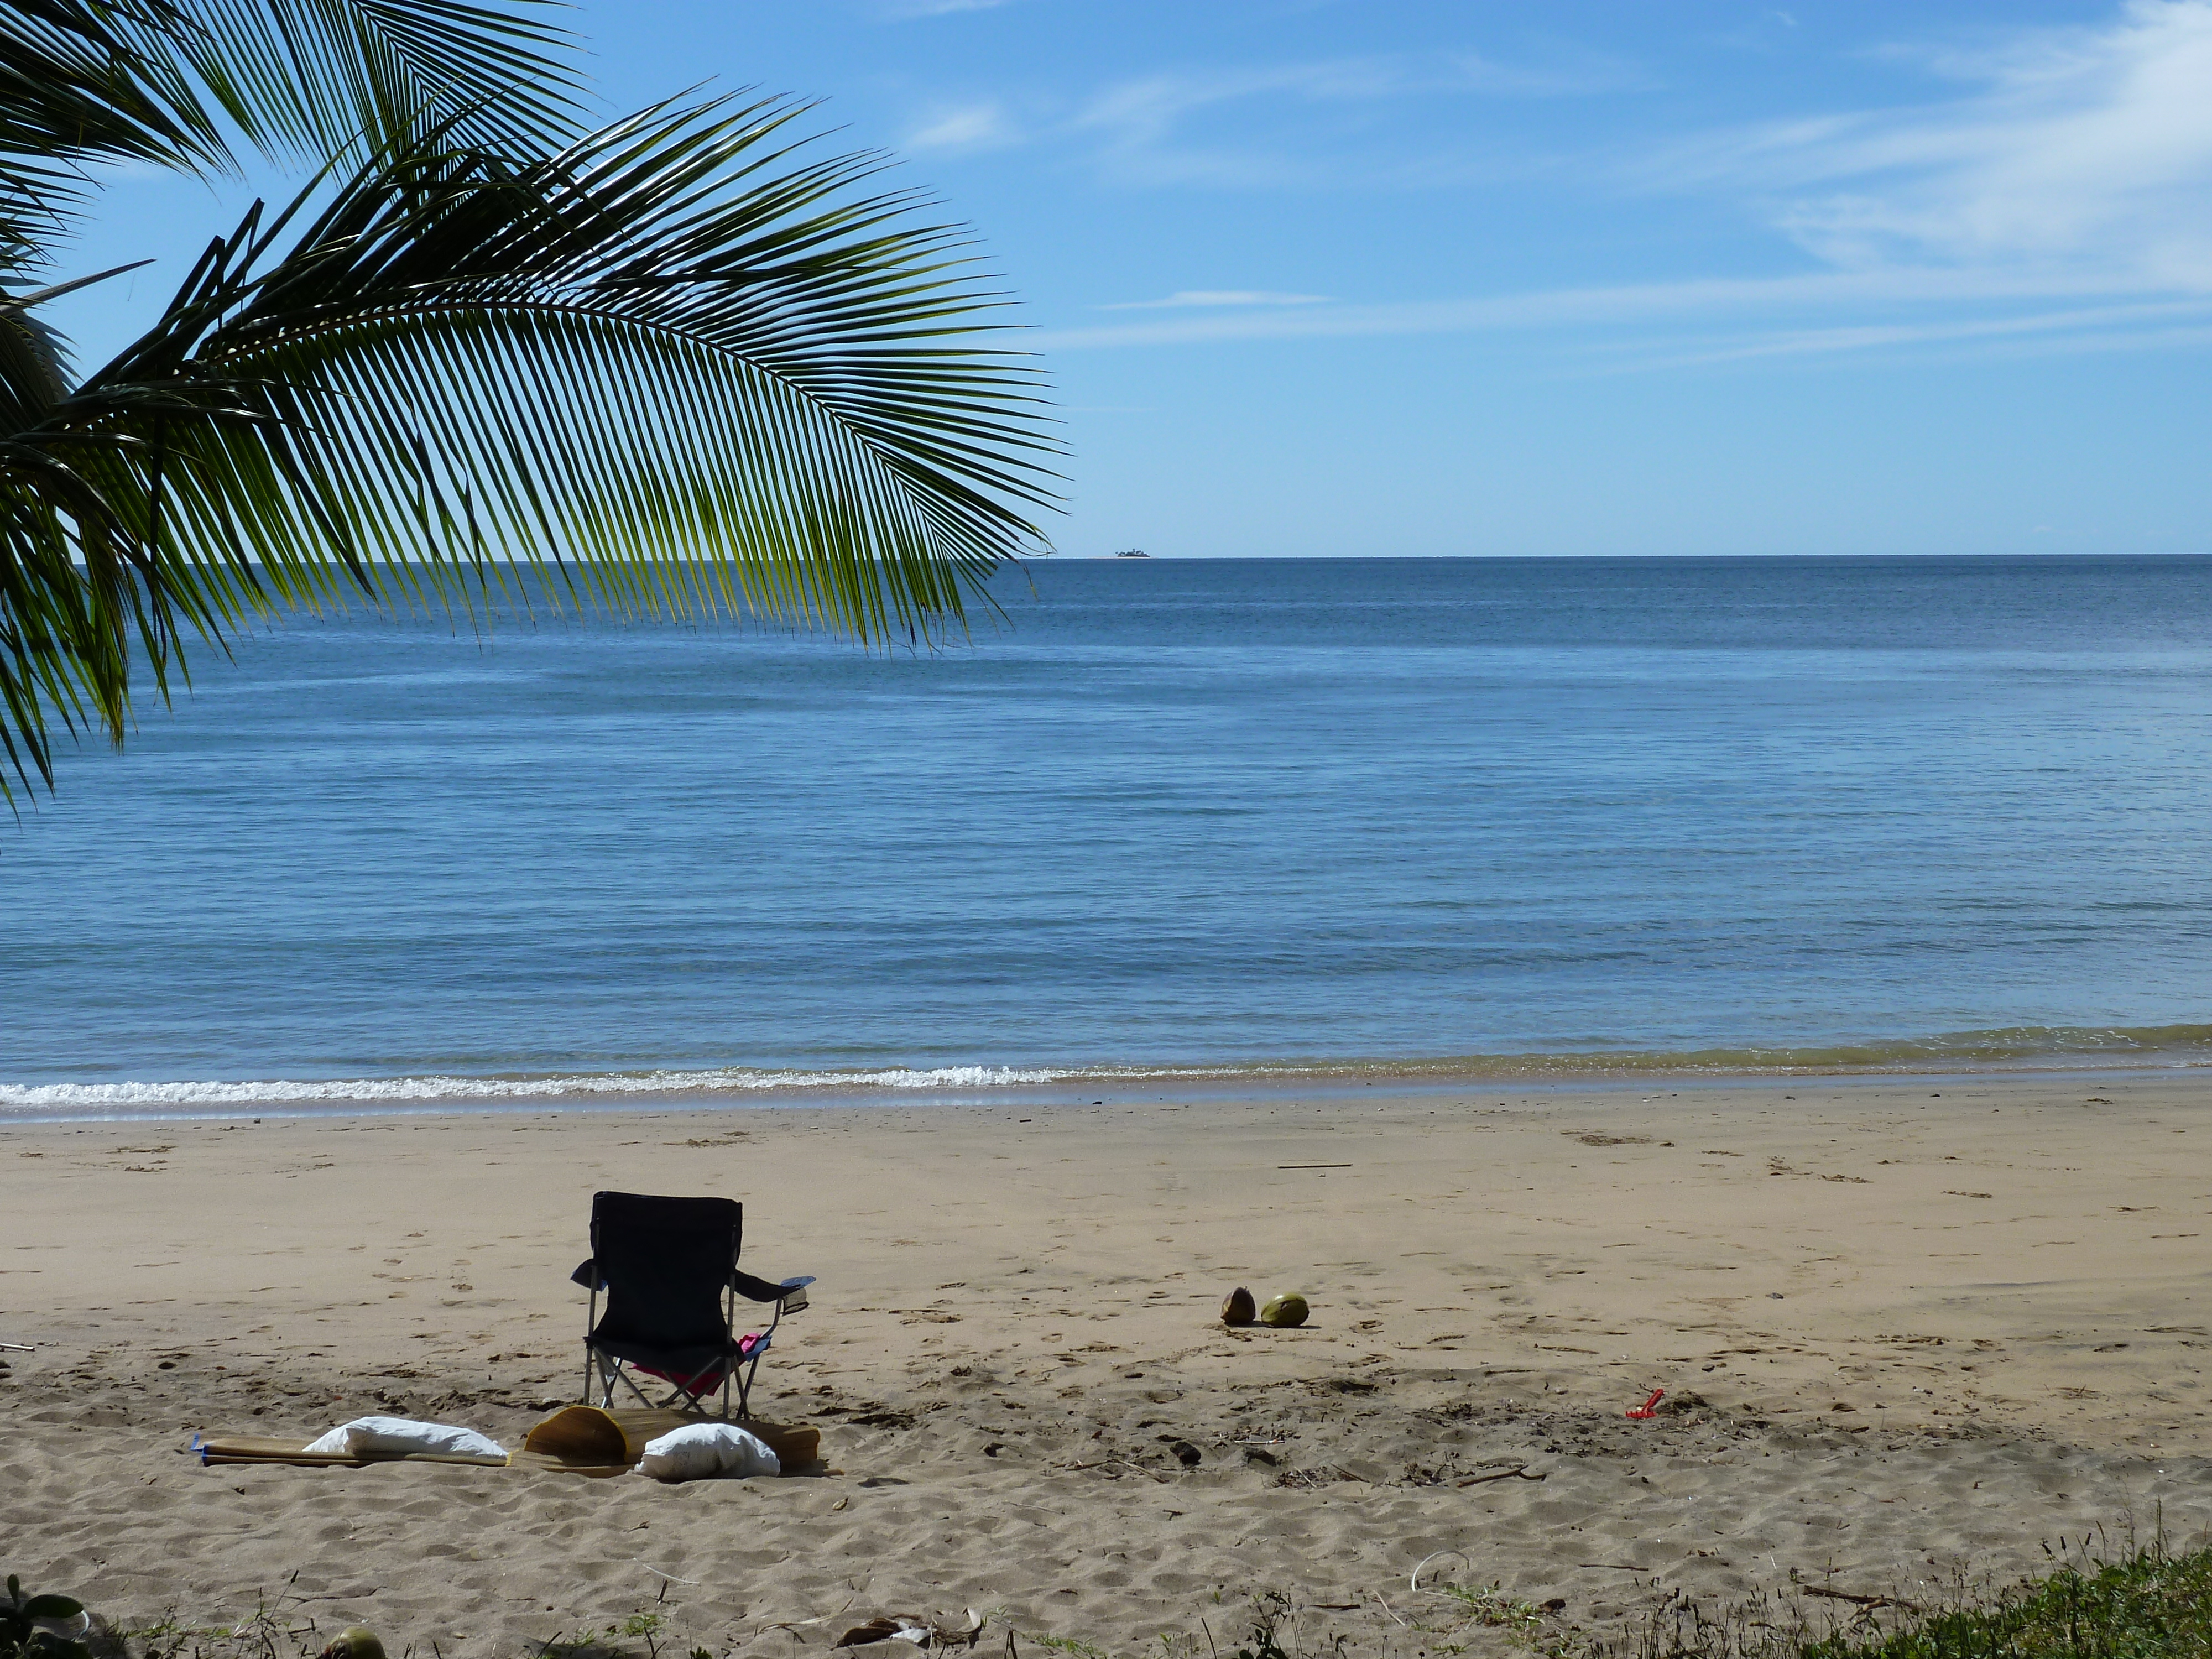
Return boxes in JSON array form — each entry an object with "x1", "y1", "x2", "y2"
[{"x1": 4, "y1": 1052, "x2": 2211, "y2": 1124}]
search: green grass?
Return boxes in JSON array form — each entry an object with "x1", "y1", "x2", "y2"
[
  {"x1": 1610, "y1": 1538, "x2": 2212, "y2": 1659},
  {"x1": 1028, "y1": 1634, "x2": 1113, "y2": 1659},
  {"x1": 1801, "y1": 1545, "x2": 2212, "y2": 1659}
]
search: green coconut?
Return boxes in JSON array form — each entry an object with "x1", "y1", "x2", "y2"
[
  {"x1": 1259, "y1": 1291, "x2": 1310, "y2": 1328},
  {"x1": 1220, "y1": 1286, "x2": 1256, "y2": 1326},
  {"x1": 321, "y1": 1628, "x2": 387, "y2": 1659}
]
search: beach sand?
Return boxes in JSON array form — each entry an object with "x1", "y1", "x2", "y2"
[{"x1": 4, "y1": 1075, "x2": 2210, "y2": 1658}]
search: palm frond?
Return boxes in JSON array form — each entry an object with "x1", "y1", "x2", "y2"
[
  {"x1": 168, "y1": 0, "x2": 581, "y2": 164},
  {"x1": 0, "y1": 0, "x2": 580, "y2": 268},
  {"x1": 0, "y1": 98, "x2": 1062, "y2": 798},
  {"x1": 0, "y1": 0, "x2": 226, "y2": 264}
]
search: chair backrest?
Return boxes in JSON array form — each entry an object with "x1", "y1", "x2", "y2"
[{"x1": 588, "y1": 1191, "x2": 742, "y2": 1349}]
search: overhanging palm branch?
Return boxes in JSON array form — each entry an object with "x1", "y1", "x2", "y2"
[
  {"x1": 160, "y1": 0, "x2": 581, "y2": 164},
  {"x1": 1, "y1": 96, "x2": 1061, "y2": 798},
  {"x1": 2, "y1": 0, "x2": 222, "y2": 268},
  {"x1": 0, "y1": 0, "x2": 579, "y2": 265}
]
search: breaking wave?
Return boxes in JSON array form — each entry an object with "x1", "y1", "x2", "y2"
[
  {"x1": 6, "y1": 1022, "x2": 2212, "y2": 1118},
  {"x1": 0, "y1": 1064, "x2": 1095, "y2": 1113}
]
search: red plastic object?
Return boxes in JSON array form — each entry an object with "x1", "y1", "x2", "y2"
[{"x1": 1625, "y1": 1388, "x2": 1665, "y2": 1419}]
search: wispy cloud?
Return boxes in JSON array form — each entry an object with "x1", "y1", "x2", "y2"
[
  {"x1": 1038, "y1": 267, "x2": 2182, "y2": 348},
  {"x1": 905, "y1": 101, "x2": 1020, "y2": 153},
  {"x1": 876, "y1": 0, "x2": 1018, "y2": 17},
  {"x1": 1101, "y1": 290, "x2": 1332, "y2": 310},
  {"x1": 1067, "y1": 51, "x2": 1631, "y2": 187},
  {"x1": 1033, "y1": 265, "x2": 2212, "y2": 370},
  {"x1": 1070, "y1": 61, "x2": 1402, "y2": 187},
  {"x1": 1038, "y1": 2, "x2": 2212, "y2": 366},
  {"x1": 890, "y1": 41, "x2": 1630, "y2": 186},
  {"x1": 1074, "y1": 53, "x2": 1618, "y2": 146},
  {"x1": 1617, "y1": 298, "x2": 2212, "y2": 371},
  {"x1": 1653, "y1": 0, "x2": 2212, "y2": 284}
]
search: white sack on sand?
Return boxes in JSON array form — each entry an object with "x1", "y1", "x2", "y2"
[
  {"x1": 302, "y1": 1416, "x2": 509, "y2": 1463},
  {"x1": 634, "y1": 1422, "x2": 781, "y2": 1481}
]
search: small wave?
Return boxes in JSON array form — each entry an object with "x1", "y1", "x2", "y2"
[
  {"x1": 7, "y1": 1022, "x2": 2211, "y2": 1115},
  {"x1": 0, "y1": 1063, "x2": 1095, "y2": 1111}
]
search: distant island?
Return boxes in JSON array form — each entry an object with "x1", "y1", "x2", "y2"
[{"x1": 1113, "y1": 549, "x2": 1150, "y2": 558}]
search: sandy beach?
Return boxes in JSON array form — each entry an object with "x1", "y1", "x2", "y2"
[{"x1": 4, "y1": 1073, "x2": 2210, "y2": 1658}]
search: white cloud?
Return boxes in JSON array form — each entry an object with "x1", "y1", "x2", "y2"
[
  {"x1": 905, "y1": 102, "x2": 1020, "y2": 153},
  {"x1": 1449, "y1": 51, "x2": 1640, "y2": 98},
  {"x1": 1070, "y1": 53, "x2": 1629, "y2": 186},
  {"x1": 888, "y1": 45, "x2": 1634, "y2": 190},
  {"x1": 1654, "y1": 0, "x2": 2212, "y2": 285},
  {"x1": 1039, "y1": 2, "x2": 2212, "y2": 366},
  {"x1": 877, "y1": 0, "x2": 1017, "y2": 17},
  {"x1": 1032, "y1": 268, "x2": 2212, "y2": 365},
  {"x1": 1101, "y1": 290, "x2": 1332, "y2": 310},
  {"x1": 1073, "y1": 59, "x2": 1483, "y2": 150},
  {"x1": 1608, "y1": 298, "x2": 2212, "y2": 371},
  {"x1": 1072, "y1": 62, "x2": 1385, "y2": 173}
]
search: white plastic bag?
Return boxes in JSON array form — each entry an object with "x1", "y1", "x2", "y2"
[
  {"x1": 633, "y1": 1421, "x2": 781, "y2": 1482},
  {"x1": 302, "y1": 1415, "x2": 509, "y2": 1464}
]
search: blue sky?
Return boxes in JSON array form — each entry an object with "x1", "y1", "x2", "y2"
[{"x1": 50, "y1": 0, "x2": 2212, "y2": 557}]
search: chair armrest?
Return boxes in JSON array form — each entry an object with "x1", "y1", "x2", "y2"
[
  {"x1": 570, "y1": 1258, "x2": 603, "y2": 1290},
  {"x1": 733, "y1": 1271, "x2": 814, "y2": 1311}
]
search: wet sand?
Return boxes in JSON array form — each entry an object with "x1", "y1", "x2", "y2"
[{"x1": 4, "y1": 1073, "x2": 2210, "y2": 1658}]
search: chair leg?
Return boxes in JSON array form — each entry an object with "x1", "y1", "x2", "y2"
[
  {"x1": 734, "y1": 1296, "x2": 787, "y2": 1417},
  {"x1": 612, "y1": 1362, "x2": 659, "y2": 1410},
  {"x1": 723, "y1": 1280, "x2": 737, "y2": 1419},
  {"x1": 581, "y1": 1284, "x2": 600, "y2": 1405}
]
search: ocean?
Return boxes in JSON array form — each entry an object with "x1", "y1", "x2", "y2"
[{"x1": 6, "y1": 555, "x2": 2212, "y2": 1115}]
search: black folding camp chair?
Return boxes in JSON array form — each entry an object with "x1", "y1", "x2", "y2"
[{"x1": 570, "y1": 1191, "x2": 814, "y2": 1417}]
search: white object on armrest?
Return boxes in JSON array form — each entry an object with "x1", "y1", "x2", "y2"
[
  {"x1": 634, "y1": 1421, "x2": 781, "y2": 1482},
  {"x1": 301, "y1": 1416, "x2": 509, "y2": 1463}
]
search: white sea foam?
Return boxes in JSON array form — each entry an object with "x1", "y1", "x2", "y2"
[
  {"x1": 9, "y1": 1022, "x2": 2207, "y2": 1118},
  {"x1": 0, "y1": 1064, "x2": 1104, "y2": 1112}
]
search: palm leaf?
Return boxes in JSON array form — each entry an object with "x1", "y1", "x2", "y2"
[
  {"x1": 0, "y1": 97, "x2": 1061, "y2": 797},
  {"x1": 0, "y1": 0, "x2": 226, "y2": 265},
  {"x1": 166, "y1": 0, "x2": 581, "y2": 163},
  {"x1": 0, "y1": 0, "x2": 580, "y2": 270}
]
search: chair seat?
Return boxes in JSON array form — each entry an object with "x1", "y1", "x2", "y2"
[
  {"x1": 632, "y1": 1358, "x2": 733, "y2": 1396},
  {"x1": 592, "y1": 1329, "x2": 738, "y2": 1377}
]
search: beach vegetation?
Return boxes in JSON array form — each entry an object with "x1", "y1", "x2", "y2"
[
  {"x1": 117, "y1": 1588, "x2": 333, "y2": 1659},
  {"x1": 0, "y1": 0, "x2": 1061, "y2": 802},
  {"x1": 1015, "y1": 1532, "x2": 2212, "y2": 1659},
  {"x1": 1027, "y1": 1635, "x2": 1111, "y2": 1659},
  {"x1": 1605, "y1": 1531, "x2": 2212, "y2": 1659},
  {"x1": 599, "y1": 1613, "x2": 666, "y2": 1659},
  {"x1": 8, "y1": 1538, "x2": 2212, "y2": 1659},
  {"x1": 1432, "y1": 1584, "x2": 1552, "y2": 1643},
  {"x1": 1231, "y1": 1593, "x2": 1335, "y2": 1659},
  {"x1": 2, "y1": 1574, "x2": 89, "y2": 1659}
]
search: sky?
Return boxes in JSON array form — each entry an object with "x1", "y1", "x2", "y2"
[{"x1": 45, "y1": 0, "x2": 2212, "y2": 558}]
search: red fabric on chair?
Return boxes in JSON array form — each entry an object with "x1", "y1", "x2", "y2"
[{"x1": 633, "y1": 1359, "x2": 731, "y2": 1397}]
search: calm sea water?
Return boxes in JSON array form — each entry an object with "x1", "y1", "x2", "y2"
[{"x1": 6, "y1": 555, "x2": 2212, "y2": 1112}]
